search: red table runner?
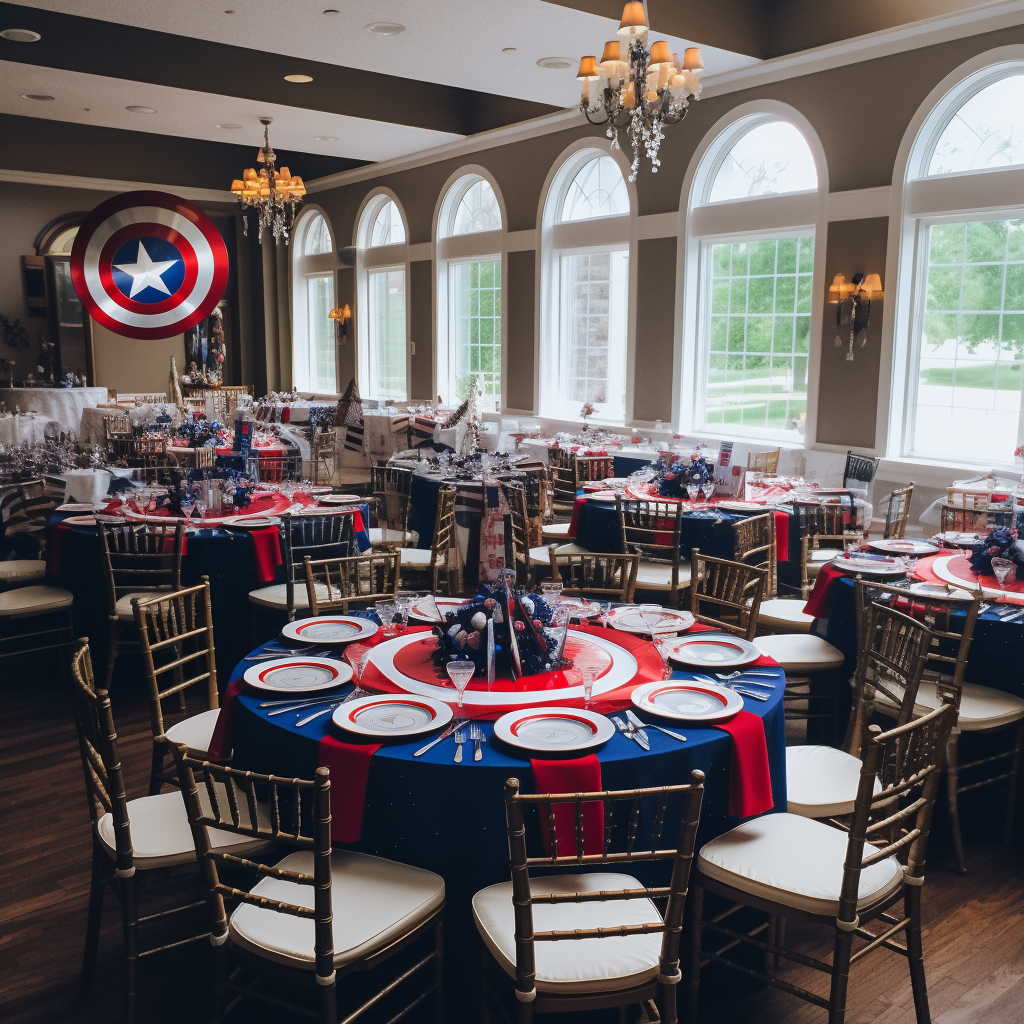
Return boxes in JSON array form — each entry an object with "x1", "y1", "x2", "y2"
[
  {"x1": 318, "y1": 734, "x2": 382, "y2": 843},
  {"x1": 531, "y1": 754, "x2": 604, "y2": 856},
  {"x1": 912, "y1": 553, "x2": 1024, "y2": 607}
]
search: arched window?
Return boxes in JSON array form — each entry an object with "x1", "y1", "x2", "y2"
[
  {"x1": 436, "y1": 173, "x2": 504, "y2": 412},
  {"x1": 291, "y1": 209, "x2": 337, "y2": 393},
  {"x1": 356, "y1": 193, "x2": 409, "y2": 401},
  {"x1": 891, "y1": 60, "x2": 1024, "y2": 466},
  {"x1": 682, "y1": 112, "x2": 824, "y2": 440},
  {"x1": 540, "y1": 149, "x2": 633, "y2": 423}
]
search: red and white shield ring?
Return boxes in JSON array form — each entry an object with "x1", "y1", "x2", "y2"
[{"x1": 70, "y1": 190, "x2": 229, "y2": 341}]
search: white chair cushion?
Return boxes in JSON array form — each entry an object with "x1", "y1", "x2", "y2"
[
  {"x1": 97, "y1": 790, "x2": 269, "y2": 870},
  {"x1": 635, "y1": 561, "x2": 691, "y2": 590},
  {"x1": 754, "y1": 633, "x2": 845, "y2": 671},
  {"x1": 914, "y1": 680, "x2": 1024, "y2": 732},
  {"x1": 698, "y1": 812, "x2": 903, "y2": 917},
  {"x1": 786, "y1": 745, "x2": 881, "y2": 817},
  {"x1": 114, "y1": 590, "x2": 170, "y2": 620},
  {"x1": 757, "y1": 598, "x2": 814, "y2": 632},
  {"x1": 248, "y1": 582, "x2": 330, "y2": 610},
  {"x1": 541, "y1": 523, "x2": 573, "y2": 539},
  {"x1": 368, "y1": 527, "x2": 418, "y2": 546},
  {"x1": 397, "y1": 546, "x2": 434, "y2": 567},
  {"x1": 528, "y1": 543, "x2": 589, "y2": 562},
  {"x1": 0, "y1": 560, "x2": 46, "y2": 583},
  {"x1": 473, "y1": 873, "x2": 663, "y2": 994},
  {"x1": 229, "y1": 850, "x2": 444, "y2": 970},
  {"x1": 164, "y1": 708, "x2": 221, "y2": 752},
  {"x1": 0, "y1": 584, "x2": 73, "y2": 617},
  {"x1": 810, "y1": 549, "x2": 838, "y2": 562}
]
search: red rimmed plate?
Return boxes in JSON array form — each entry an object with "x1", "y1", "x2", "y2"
[
  {"x1": 664, "y1": 632, "x2": 761, "y2": 668},
  {"x1": 631, "y1": 680, "x2": 743, "y2": 723},
  {"x1": 280, "y1": 616, "x2": 378, "y2": 645},
  {"x1": 332, "y1": 694, "x2": 452, "y2": 738},
  {"x1": 830, "y1": 553, "x2": 907, "y2": 576},
  {"x1": 607, "y1": 605, "x2": 695, "y2": 635},
  {"x1": 319, "y1": 494, "x2": 362, "y2": 505},
  {"x1": 493, "y1": 706, "x2": 615, "y2": 753},
  {"x1": 408, "y1": 596, "x2": 469, "y2": 623},
  {"x1": 222, "y1": 515, "x2": 281, "y2": 530},
  {"x1": 243, "y1": 656, "x2": 352, "y2": 693},
  {"x1": 868, "y1": 539, "x2": 939, "y2": 556}
]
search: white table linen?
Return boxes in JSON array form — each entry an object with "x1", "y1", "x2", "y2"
[
  {"x1": 0, "y1": 386, "x2": 107, "y2": 434},
  {"x1": 0, "y1": 413, "x2": 48, "y2": 446}
]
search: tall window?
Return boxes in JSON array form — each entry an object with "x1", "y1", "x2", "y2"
[
  {"x1": 897, "y1": 67, "x2": 1024, "y2": 465},
  {"x1": 291, "y1": 210, "x2": 337, "y2": 393},
  {"x1": 357, "y1": 195, "x2": 408, "y2": 401},
  {"x1": 541, "y1": 151, "x2": 631, "y2": 422},
  {"x1": 436, "y1": 174, "x2": 503, "y2": 412},
  {"x1": 687, "y1": 117, "x2": 820, "y2": 439}
]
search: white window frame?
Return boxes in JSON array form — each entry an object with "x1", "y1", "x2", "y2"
[
  {"x1": 354, "y1": 190, "x2": 411, "y2": 402},
  {"x1": 537, "y1": 142, "x2": 637, "y2": 425},
  {"x1": 290, "y1": 207, "x2": 338, "y2": 393},
  {"x1": 433, "y1": 168, "x2": 506, "y2": 412},
  {"x1": 677, "y1": 101, "x2": 829, "y2": 446},
  {"x1": 882, "y1": 48, "x2": 1024, "y2": 473}
]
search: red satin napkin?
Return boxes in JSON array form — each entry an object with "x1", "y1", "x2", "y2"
[
  {"x1": 248, "y1": 527, "x2": 283, "y2": 583},
  {"x1": 566, "y1": 497, "x2": 587, "y2": 538},
  {"x1": 206, "y1": 678, "x2": 246, "y2": 761},
  {"x1": 531, "y1": 754, "x2": 604, "y2": 857},
  {"x1": 802, "y1": 563, "x2": 845, "y2": 618},
  {"x1": 772, "y1": 511, "x2": 790, "y2": 562},
  {"x1": 46, "y1": 522, "x2": 70, "y2": 575},
  {"x1": 715, "y1": 710, "x2": 773, "y2": 818},
  {"x1": 318, "y1": 734, "x2": 381, "y2": 843}
]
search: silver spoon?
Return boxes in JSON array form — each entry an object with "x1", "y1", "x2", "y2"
[{"x1": 453, "y1": 729, "x2": 466, "y2": 763}]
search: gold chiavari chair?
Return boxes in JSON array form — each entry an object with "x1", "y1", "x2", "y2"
[
  {"x1": 746, "y1": 447, "x2": 780, "y2": 475},
  {"x1": 369, "y1": 461, "x2": 417, "y2": 548},
  {"x1": 685, "y1": 692, "x2": 957, "y2": 1024},
  {"x1": 786, "y1": 599, "x2": 933, "y2": 821},
  {"x1": 104, "y1": 411, "x2": 132, "y2": 441},
  {"x1": 133, "y1": 579, "x2": 220, "y2": 794},
  {"x1": 881, "y1": 482, "x2": 915, "y2": 539},
  {"x1": 573, "y1": 454, "x2": 614, "y2": 487},
  {"x1": 169, "y1": 748, "x2": 445, "y2": 1024},
  {"x1": 474, "y1": 773, "x2": 704, "y2": 1024},
  {"x1": 688, "y1": 549, "x2": 767, "y2": 641},
  {"x1": 311, "y1": 429, "x2": 336, "y2": 485},
  {"x1": 617, "y1": 496, "x2": 690, "y2": 607},
  {"x1": 547, "y1": 548, "x2": 639, "y2": 602},
  {"x1": 98, "y1": 521, "x2": 184, "y2": 688},
  {"x1": 502, "y1": 481, "x2": 584, "y2": 586},
  {"x1": 549, "y1": 459, "x2": 579, "y2": 520},
  {"x1": 796, "y1": 498, "x2": 861, "y2": 598},
  {"x1": 938, "y1": 501, "x2": 996, "y2": 536},
  {"x1": 393, "y1": 484, "x2": 461, "y2": 595},
  {"x1": 303, "y1": 551, "x2": 400, "y2": 613},
  {"x1": 70, "y1": 641, "x2": 266, "y2": 1024}
]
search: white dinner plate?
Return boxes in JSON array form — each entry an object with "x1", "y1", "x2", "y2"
[
  {"x1": 304, "y1": 486, "x2": 334, "y2": 495},
  {"x1": 905, "y1": 581, "x2": 976, "y2": 601},
  {"x1": 57, "y1": 503, "x2": 96, "y2": 513},
  {"x1": 222, "y1": 515, "x2": 281, "y2": 529},
  {"x1": 62, "y1": 514, "x2": 99, "y2": 526},
  {"x1": 717, "y1": 500, "x2": 768, "y2": 512},
  {"x1": 333, "y1": 694, "x2": 452, "y2": 738},
  {"x1": 408, "y1": 596, "x2": 468, "y2": 622},
  {"x1": 280, "y1": 616, "x2": 379, "y2": 645},
  {"x1": 935, "y1": 532, "x2": 986, "y2": 548},
  {"x1": 666, "y1": 632, "x2": 761, "y2": 668},
  {"x1": 243, "y1": 656, "x2": 352, "y2": 693},
  {"x1": 868, "y1": 539, "x2": 940, "y2": 556},
  {"x1": 631, "y1": 681, "x2": 743, "y2": 723},
  {"x1": 606, "y1": 605, "x2": 695, "y2": 635},
  {"x1": 830, "y1": 554, "x2": 907, "y2": 576},
  {"x1": 493, "y1": 706, "x2": 615, "y2": 753},
  {"x1": 319, "y1": 494, "x2": 362, "y2": 505}
]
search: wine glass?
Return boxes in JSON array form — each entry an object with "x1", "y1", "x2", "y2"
[
  {"x1": 991, "y1": 557, "x2": 1017, "y2": 587},
  {"x1": 579, "y1": 665, "x2": 597, "y2": 707},
  {"x1": 375, "y1": 601, "x2": 399, "y2": 638},
  {"x1": 394, "y1": 590, "x2": 416, "y2": 627},
  {"x1": 653, "y1": 636, "x2": 677, "y2": 679},
  {"x1": 638, "y1": 603, "x2": 663, "y2": 637},
  {"x1": 701, "y1": 479, "x2": 716, "y2": 505},
  {"x1": 446, "y1": 659, "x2": 476, "y2": 708},
  {"x1": 685, "y1": 482, "x2": 700, "y2": 504},
  {"x1": 540, "y1": 580, "x2": 563, "y2": 605}
]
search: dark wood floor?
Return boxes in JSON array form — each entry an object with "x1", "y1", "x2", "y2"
[{"x1": 4, "y1": 649, "x2": 1024, "y2": 1024}]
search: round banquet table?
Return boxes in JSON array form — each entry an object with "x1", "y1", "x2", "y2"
[
  {"x1": 225, "y1": 619, "x2": 786, "y2": 977},
  {"x1": 0, "y1": 385, "x2": 107, "y2": 434}
]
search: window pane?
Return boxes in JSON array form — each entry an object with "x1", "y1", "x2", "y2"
[
  {"x1": 702, "y1": 236, "x2": 812, "y2": 435},
  {"x1": 911, "y1": 219, "x2": 1024, "y2": 462},
  {"x1": 369, "y1": 200, "x2": 406, "y2": 247},
  {"x1": 452, "y1": 179, "x2": 501, "y2": 235},
  {"x1": 303, "y1": 213, "x2": 332, "y2": 255},
  {"x1": 368, "y1": 268, "x2": 407, "y2": 400},
  {"x1": 928, "y1": 76, "x2": 1024, "y2": 176},
  {"x1": 449, "y1": 258, "x2": 502, "y2": 412},
  {"x1": 560, "y1": 250, "x2": 628, "y2": 418},
  {"x1": 707, "y1": 121, "x2": 817, "y2": 203},
  {"x1": 560, "y1": 156, "x2": 628, "y2": 222},
  {"x1": 308, "y1": 275, "x2": 336, "y2": 393}
]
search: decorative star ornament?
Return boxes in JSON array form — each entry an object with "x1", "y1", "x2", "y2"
[{"x1": 113, "y1": 240, "x2": 178, "y2": 298}]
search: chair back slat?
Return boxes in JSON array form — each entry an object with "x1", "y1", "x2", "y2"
[
  {"x1": 689, "y1": 549, "x2": 766, "y2": 640},
  {"x1": 280, "y1": 513, "x2": 357, "y2": 618},
  {"x1": 732, "y1": 512, "x2": 777, "y2": 598},
  {"x1": 882, "y1": 483, "x2": 915, "y2": 540},
  {"x1": 304, "y1": 552, "x2": 400, "y2": 613},
  {"x1": 573, "y1": 455, "x2": 613, "y2": 487},
  {"x1": 499, "y1": 481, "x2": 532, "y2": 581},
  {"x1": 547, "y1": 549, "x2": 639, "y2": 601},
  {"x1": 98, "y1": 521, "x2": 183, "y2": 613},
  {"x1": 746, "y1": 449, "x2": 780, "y2": 475}
]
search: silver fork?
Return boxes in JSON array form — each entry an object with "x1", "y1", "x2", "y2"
[
  {"x1": 453, "y1": 729, "x2": 467, "y2": 763},
  {"x1": 470, "y1": 723, "x2": 485, "y2": 761},
  {"x1": 292, "y1": 687, "x2": 368, "y2": 726}
]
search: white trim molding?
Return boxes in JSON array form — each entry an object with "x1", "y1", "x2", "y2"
[
  {"x1": 826, "y1": 186, "x2": 891, "y2": 222},
  {"x1": 0, "y1": 168, "x2": 234, "y2": 204}
]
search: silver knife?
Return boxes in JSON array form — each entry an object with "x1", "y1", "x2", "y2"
[
  {"x1": 624, "y1": 710, "x2": 651, "y2": 747},
  {"x1": 413, "y1": 718, "x2": 467, "y2": 756},
  {"x1": 613, "y1": 714, "x2": 650, "y2": 750}
]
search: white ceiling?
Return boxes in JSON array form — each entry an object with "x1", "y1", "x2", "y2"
[
  {"x1": 0, "y1": 60, "x2": 463, "y2": 162},
  {"x1": 3, "y1": 0, "x2": 760, "y2": 106}
]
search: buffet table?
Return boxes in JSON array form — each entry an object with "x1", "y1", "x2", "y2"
[
  {"x1": 0, "y1": 386, "x2": 107, "y2": 434},
  {"x1": 0, "y1": 412, "x2": 48, "y2": 446}
]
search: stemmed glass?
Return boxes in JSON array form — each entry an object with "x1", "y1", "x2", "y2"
[
  {"x1": 638, "y1": 603, "x2": 664, "y2": 637},
  {"x1": 685, "y1": 482, "x2": 700, "y2": 505},
  {"x1": 701, "y1": 479, "x2": 716, "y2": 505},
  {"x1": 579, "y1": 665, "x2": 597, "y2": 707},
  {"x1": 446, "y1": 658, "x2": 476, "y2": 708},
  {"x1": 540, "y1": 580, "x2": 563, "y2": 605},
  {"x1": 394, "y1": 591, "x2": 416, "y2": 627},
  {"x1": 375, "y1": 601, "x2": 399, "y2": 638},
  {"x1": 991, "y1": 557, "x2": 1017, "y2": 587}
]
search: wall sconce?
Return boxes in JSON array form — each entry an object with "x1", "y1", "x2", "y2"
[
  {"x1": 328, "y1": 303, "x2": 351, "y2": 345},
  {"x1": 828, "y1": 272, "x2": 883, "y2": 362}
]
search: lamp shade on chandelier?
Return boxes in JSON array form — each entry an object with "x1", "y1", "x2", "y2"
[
  {"x1": 230, "y1": 117, "x2": 306, "y2": 244},
  {"x1": 577, "y1": 2, "x2": 703, "y2": 180}
]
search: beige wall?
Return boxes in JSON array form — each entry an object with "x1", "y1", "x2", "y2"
[
  {"x1": 311, "y1": 21, "x2": 1024, "y2": 450},
  {"x1": 89, "y1": 321, "x2": 184, "y2": 397}
]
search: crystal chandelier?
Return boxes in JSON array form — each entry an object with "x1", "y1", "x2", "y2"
[
  {"x1": 229, "y1": 118, "x2": 306, "y2": 244},
  {"x1": 577, "y1": 2, "x2": 703, "y2": 181}
]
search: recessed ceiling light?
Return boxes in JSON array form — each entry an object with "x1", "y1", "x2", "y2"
[
  {"x1": 1, "y1": 27, "x2": 41, "y2": 42},
  {"x1": 536, "y1": 56, "x2": 573, "y2": 70},
  {"x1": 224, "y1": 9, "x2": 235, "y2": 13},
  {"x1": 284, "y1": 74, "x2": 313, "y2": 83},
  {"x1": 22, "y1": 93, "x2": 54, "y2": 101},
  {"x1": 323, "y1": 8, "x2": 340, "y2": 14},
  {"x1": 365, "y1": 22, "x2": 405, "y2": 36},
  {"x1": 216, "y1": 123, "x2": 243, "y2": 129},
  {"x1": 126, "y1": 105, "x2": 157, "y2": 113},
  {"x1": 314, "y1": 135, "x2": 338, "y2": 142},
  {"x1": 502, "y1": 47, "x2": 517, "y2": 53}
]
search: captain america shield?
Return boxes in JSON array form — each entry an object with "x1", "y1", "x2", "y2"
[{"x1": 70, "y1": 190, "x2": 229, "y2": 340}]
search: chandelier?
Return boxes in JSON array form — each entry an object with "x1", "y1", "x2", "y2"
[
  {"x1": 577, "y1": 2, "x2": 703, "y2": 181},
  {"x1": 229, "y1": 117, "x2": 306, "y2": 244}
]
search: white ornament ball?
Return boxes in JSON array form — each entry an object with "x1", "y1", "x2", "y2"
[
  {"x1": 520, "y1": 597, "x2": 535, "y2": 615},
  {"x1": 470, "y1": 612, "x2": 488, "y2": 631}
]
